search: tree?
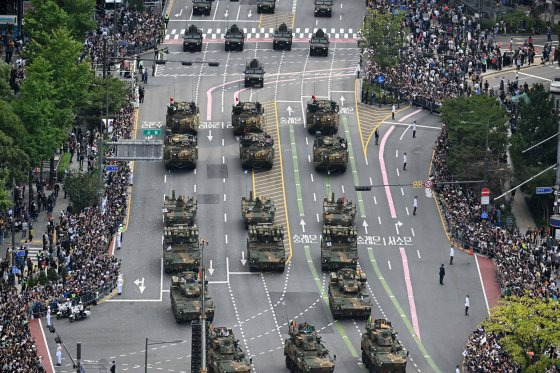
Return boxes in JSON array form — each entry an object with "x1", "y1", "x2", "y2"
[
  {"x1": 80, "y1": 76, "x2": 130, "y2": 127},
  {"x1": 510, "y1": 84, "x2": 557, "y2": 223},
  {"x1": 58, "y1": 0, "x2": 97, "y2": 40},
  {"x1": 0, "y1": 61, "x2": 14, "y2": 101},
  {"x1": 360, "y1": 9, "x2": 404, "y2": 70},
  {"x1": 482, "y1": 294, "x2": 560, "y2": 371},
  {"x1": 23, "y1": 0, "x2": 69, "y2": 55},
  {"x1": 440, "y1": 95, "x2": 511, "y2": 194},
  {"x1": 64, "y1": 171, "x2": 98, "y2": 212}
]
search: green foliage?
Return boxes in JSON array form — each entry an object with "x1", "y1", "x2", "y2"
[
  {"x1": 510, "y1": 84, "x2": 556, "y2": 224},
  {"x1": 498, "y1": 11, "x2": 554, "y2": 34},
  {"x1": 440, "y1": 95, "x2": 510, "y2": 194},
  {"x1": 58, "y1": 0, "x2": 97, "y2": 40},
  {"x1": 24, "y1": 0, "x2": 70, "y2": 55},
  {"x1": 64, "y1": 171, "x2": 98, "y2": 212},
  {"x1": 47, "y1": 267, "x2": 59, "y2": 283},
  {"x1": 27, "y1": 273, "x2": 38, "y2": 289},
  {"x1": 361, "y1": 80, "x2": 400, "y2": 104},
  {"x1": 57, "y1": 153, "x2": 71, "y2": 181},
  {"x1": 80, "y1": 76, "x2": 129, "y2": 126},
  {"x1": 482, "y1": 294, "x2": 560, "y2": 370},
  {"x1": 0, "y1": 61, "x2": 14, "y2": 101},
  {"x1": 37, "y1": 271, "x2": 48, "y2": 286},
  {"x1": 360, "y1": 9, "x2": 404, "y2": 70}
]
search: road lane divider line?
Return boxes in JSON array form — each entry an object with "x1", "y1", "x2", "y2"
[
  {"x1": 399, "y1": 247, "x2": 421, "y2": 340},
  {"x1": 379, "y1": 125, "x2": 397, "y2": 218},
  {"x1": 367, "y1": 248, "x2": 441, "y2": 373}
]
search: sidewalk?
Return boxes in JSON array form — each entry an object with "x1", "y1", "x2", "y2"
[{"x1": 511, "y1": 191, "x2": 537, "y2": 232}]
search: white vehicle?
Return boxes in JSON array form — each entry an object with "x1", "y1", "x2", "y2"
[{"x1": 550, "y1": 77, "x2": 560, "y2": 93}]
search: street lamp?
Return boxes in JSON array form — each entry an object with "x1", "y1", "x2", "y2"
[{"x1": 144, "y1": 338, "x2": 184, "y2": 373}]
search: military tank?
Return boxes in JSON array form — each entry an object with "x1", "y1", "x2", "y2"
[
  {"x1": 241, "y1": 191, "x2": 275, "y2": 228},
  {"x1": 306, "y1": 98, "x2": 339, "y2": 135},
  {"x1": 239, "y1": 132, "x2": 274, "y2": 169},
  {"x1": 328, "y1": 267, "x2": 371, "y2": 319},
  {"x1": 247, "y1": 224, "x2": 285, "y2": 272},
  {"x1": 207, "y1": 326, "x2": 252, "y2": 373},
  {"x1": 313, "y1": 134, "x2": 348, "y2": 172},
  {"x1": 321, "y1": 225, "x2": 358, "y2": 271},
  {"x1": 323, "y1": 193, "x2": 356, "y2": 226},
  {"x1": 232, "y1": 101, "x2": 265, "y2": 136},
  {"x1": 163, "y1": 224, "x2": 200, "y2": 273},
  {"x1": 166, "y1": 100, "x2": 199, "y2": 135},
  {"x1": 163, "y1": 190, "x2": 197, "y2": 227},
  {"x1": 284, "y1": 321, "x2": 335, "y2": 373},
  {"x1": 164, "y1": 133, "x2": 198, "y2": 169},
  {"x1": 170, "y1": 271, "x2": 214, "y2": 323},
  {"x1": 361, "y1": 318, "x2": 407, "y2": 373}
]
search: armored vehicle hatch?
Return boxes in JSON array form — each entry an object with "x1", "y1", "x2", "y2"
[
  {"x1": 323, "y1": 193, "x2": 356, "y2": 226},
  {"x1": 314, "y1": 0, "x2": 333, "y2": 17},
  {"x1": 192, "y1": 0, "x2": 212, "y2": 15},
  {"x1": 321, "y1": 225, "x2": 358, "y2": 271},
  {"x1": 207, "y1": 327, "x2": 252, "y2": 373},
  {"x1": 247, "y1": 224, "x2": 285, "y2": 272},
  {"x1": 241, "y1": 191, "x2": 275, "y2": 228},
  {"x1": 257, "y1": 0, "x2": 276, "y2": 13},
  {"x1": 313, "y1": 134, "x2": 348, "y2": 172},
  {"x1": 306, "y1": 99, "x2": 339, "y2": 134},
  {"x1": 361, "y1": 318, "x2": 407, "y2": 373},
  {"x1": 273, "y1": 23, "x2": 293, "y2": 51},
  {"x1": 232, "y1": 101, "x2": 265, "y2": 136},
  {"x1": 170, "y1": 271, "x2": 214, "y2": 322},
  {"x1": 163, "y1": 224, "x2": 200, "y2": 273},
  {"x1": 284, "y1": 321, "x2": 335, "y2": 373},
  {"x1": 310, "y1": 29, "x2": 330, "y2": 56},
  {"x1": 163, "y1": 190, "x2": 197, "y2": 226},
  {"x1": 239, "y1": 132, "x2": 274, "y2": 169},
  {"x1": 164, "y1": 134, "x2": 198, "y2": 169},
  {"x1": 183, "y1": 25, "x2": 203, "y2": 52},
  {"x1": 166, "y1": 100, "x2": 200, "y2": 135},
  {"x1": 328, "y1": 268, "x2": 371, "y2": 319},
  {"x1": 244, "y1": 59, "x2": 264, "y2": 88},
  {"x1": 225, "y1": 24, "x2": 245, "y2": 51}
]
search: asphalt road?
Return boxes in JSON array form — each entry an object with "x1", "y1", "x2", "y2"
[{"x1": 44, "y1": 1, "x2": 560, "y2": 373}]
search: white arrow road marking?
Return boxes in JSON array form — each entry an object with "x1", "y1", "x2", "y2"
[
  {"x1": 362, "y1": 220, "x2": 368, "y2": 234},
  {"x1": 300, "y1": 219, "x2": 306, "y2": 233},
  {"x1": 340, "y1": 96, "x2": 345, "y2": 106},
  {"x1": 287, "y1": 106, "x2": 294, "y2": 116},
  {"x1": 395, "y1": 221, "x2": 403, "y2": 235},
  {"x1": 208, "y1": 260, "x2": 215, "y2": 275},
  {"x1": 134, "y1": 278, "x2": 146, "y2": 294},
  {"x1": 248, "y1": 9, "x2": 252, "y2": 17},
  {"x1": 224, "y1": 9, "x2": 229, "y2": 17},
  {"x1": 175, "y1": 8, "x2": 184, "y2": 17},
  {"x1": 207, "y1": 129, "x2": 213, "y2": 141},
  {"x1": 241, "y1": 251, "x2": 247, "y2": 266}
]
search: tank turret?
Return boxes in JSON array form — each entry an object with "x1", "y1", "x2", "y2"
[
  {"x1": 284, "y1": 321, "x2": 335, "y2": 373},
  {"x1": 361, "y1": 318, "x2": 407, "y2": 373}
]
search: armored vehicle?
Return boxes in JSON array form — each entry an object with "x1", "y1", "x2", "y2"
[
  {"x1": 323, "y1": 193, "x2": 356, "y2": 226},
  {"x1": 164, "y1": 134, "x2": 198, "y2": 169},
  {"x1": 225, "y1": 24, "x2": 245, "y2": 51},
  {"x1": 163, "y1": 190, "x2": 197, "y2": 227},
  {"x1": 284, "y1": 321, "x2": 335, "y2": 373},
  {"x1": 313, "y1": 134, "x2": 348, "y2": 172},
  {"x1": 239, "y1": 132, "x2": 274, "y2": 169},
  {"x1": 328, "y1": 268, "x2": 371, "y2": 319},
  {"x1": 361, "y1": 318, "x2": 407, "y2": 373},
  {"x1": 244, "y1": 59, "x2": 264, "y2": 88},
  {"x1": 163, "y1": 224, "x2": 200, "y2": 273},
  {"x1": 166, "y1": 101, "x2": 199, "y2": 135},
  {"x1": 192, "y1": 0, "x2": 212, "y2": 15},
  {"x1": 321, "y1": 225, "x2": 358, "y2": 271},
  {"x1": 183, "y1": 25, "x2": 203, "y2": 52},
  {"x1": 207, "y1": 327, "x2": 252, "y2": 373},
  {"x1": 247, "y1": 224, "x2": 285, "y2": 272},
  {"x1": 257, "y1": 0, "x2": 276, "y2": 13},
  {"x1": 232, "y1": 101, "x2": 265, "y2": 136},
  {"x1": 273, "y1": 23, "x2": 293, "y2": 51},
  {"x1": 309, "y1": 29, "x2": 329, "y2": 56},
  {"x1": 306, "y1": 98, "x2": 339, "y2": 134},
  {"x1": 170, "y1": 271, "x2": 214, "y2": 322},
  {"x1": 314, "y1": 0, "x2": 333, "y2": 17},
  {"x1": 241, "y1": 191, "x2": 275, "y2": 228}
]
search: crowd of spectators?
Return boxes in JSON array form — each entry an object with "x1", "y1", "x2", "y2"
[{"x1": 0, "y1": 5, "x2": 157, "y2": 370}]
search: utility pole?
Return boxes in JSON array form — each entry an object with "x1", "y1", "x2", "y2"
[
  {"x1": 484, "y1": 120, "x2": 489, "y2": 184},
  {"x1": 98, "y1": 39, "x2": 107, "y2": 211},
  {"x1": 11, "y1": 178, "x2": 15, "y2": 249},
  {"x1": 200, "y1": 238, "x2": 209, "y2": 373},
  {"x1": 555, "y1": 120, "x2": 560, "y2": 214},
  {"x1": 76, "y1": 342, "x2": 82, "y2": 373}
]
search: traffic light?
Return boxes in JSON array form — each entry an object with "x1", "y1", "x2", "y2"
[{"x1": 354, "y1": 186, "x2": 372, "y2": 191}]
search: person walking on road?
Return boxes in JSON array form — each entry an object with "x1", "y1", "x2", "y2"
[
  {"x1": 403, "y1": 152, "x2": 407, "y2": 170},
  {"x1": 110, "y1": 361, "x2": 116, "y2": 373},
  {"x1": 412, "y1": 120, "x2": 417, "y2": 138},
  {"x1": 117, "y1": 274, "x2": 123, "y2": 295},
  {"x1": 46, "y1": 306, "x2": 51, "y2": 327},
  {"x1": 439, "y1": 264, "x2": 445, "y2": 285},
  {"x1": 391, "y1": 104, "x2": 396, "y2": 120},
  {"x1": 465, "y1": 294, "x2": 470, "y2": 316},
  {"x1": 56, "y1": 344, "x2": 62, "y2": 366},
  {"x1": 142, "y1": 69, "x2": 148, "y2": 84},
  {"x1": 412, "y1": 196, "x2": 417, "y2": 215},
  {"x1": 374, "y1": 129, "x2": 379, "y2": 145},
  {"x1": 449, "y1": 246, "x2": 455, "y2": 265}
]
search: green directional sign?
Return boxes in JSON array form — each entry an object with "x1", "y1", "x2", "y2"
[{"x1": 143, "y1": 129, "x2": 162, "y2": 136}]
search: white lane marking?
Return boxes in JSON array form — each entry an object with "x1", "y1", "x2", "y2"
[
  {"x1": 222, "y1": 155, "x2": 225, "y2": 164},
  {"x1": 224, "y1": 213, "x2": 227, "y2": 222},
  {"x1": 313, "y1": 193, "x2": 317, "y2": 202},
  {"x1": 388, "y1": 260, "x2": 392, "y2": 270},
  {"x1": 164, "y1": 174, "x2": 167, "y2": 183},
  {"x1": 378, "y1": 216, "x2": 381, "y2": 225},
  {"x1": 396, "y1": 149, "x2": 398, "y2": 158},
  {"x1": 384, "y1": 121, "x2": 440, "y2": 130},
  {"x1": 475, "y1": 254, "x2": 491, "y2": 316},
  {"x1": 369, "y1": 177, "x2": 373, "y2": 185},
  {"x1": 406, "y1": 206, "x2": 410, "y2": 215},
  {"x1": 396, "y1": 168, "x2": 400, "y2": 177},
  {"x1": 224, "y1": 193, "x2": 227, "y2": 202},
  {"x1": 222, "y1": 138, "x2": 225, "y2": 146},
  {"x1": 399, "y1": 109, "x2": 422, "y2": 122},
  {"x1": 194, "y1": 184, "x2": 197, "y2": 193},
  {"x1": 306, "y1": 137, "x2": 309, "y2": 145},
  {"x1": 310, "y1": 174, "x2": 314, "y2": 182},
  {"x1": 341, "y1": 185, "x2": 345, "y2": 193},
  {"x1": 399, "y1": 125, "x2": 411, "y2": 141},
  {"x1": 225, "y1": 234, "x2": 228, "y2": 244},
  {"x1": 373, "y1": 196, "x2": 377, "y2": 205},
  {"x1": 316, "y1": 213, "x2": 320, "y2": 222},
  {"x1": 308, "y1": 154, "x2": 311, "y2": 163},
  {"x1": 519, "y1": 71, "x2": 552, "y2": 82},
  {"x1": 417, "y1": 250, "x2": 421, "y2": 259},
  {"x1": 401, "y1": 188, "x2": 404, "y2": 196},
  {"x1": 411, "y1": 227, "x2": 415, "y2": 236}
]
